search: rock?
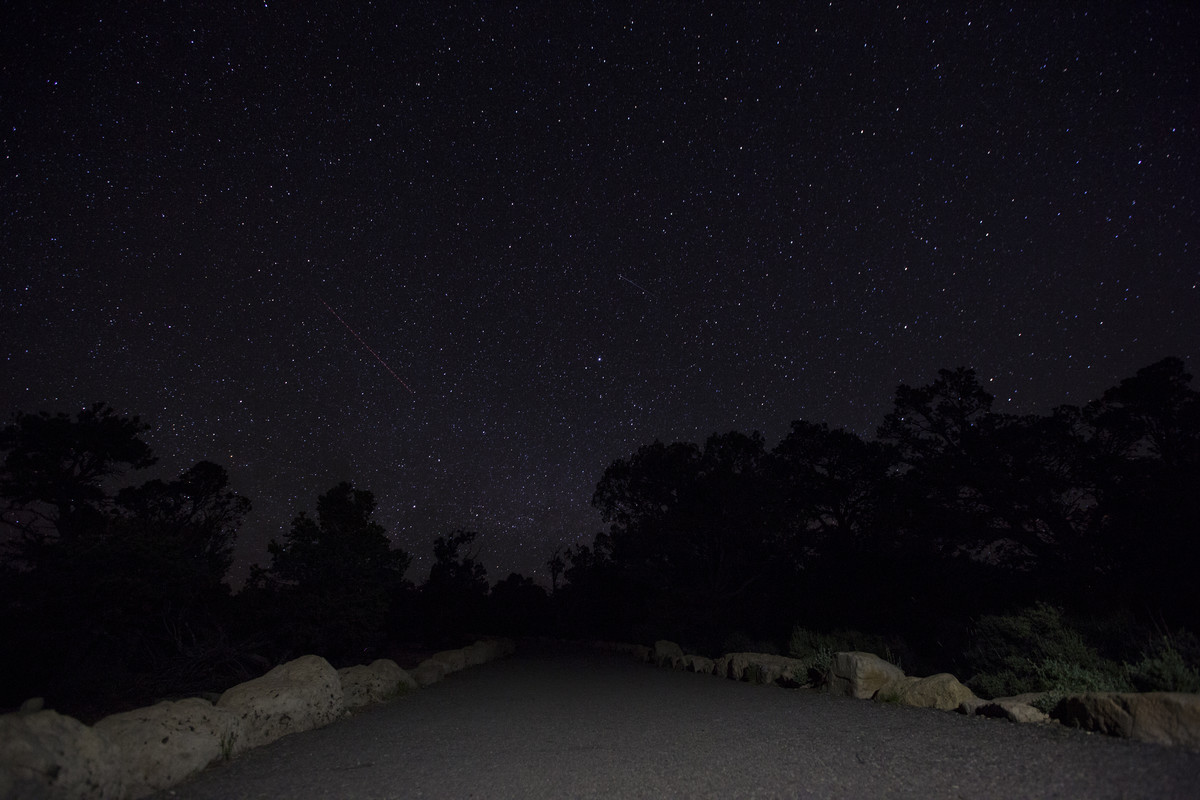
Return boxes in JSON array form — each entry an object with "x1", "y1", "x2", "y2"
[
  {"x1": 18, "y1": 698, "x2": 44, "y2": 714},
  {"x1": 338, "y1": 660, "x2": 416, "y2": 711},
  {"x1": 217, "y1": 654, "x2": 344, "y2": 754},
  {"x1": 428, "y1": 649, "x2": 467, "y2": 674},
  {"x1": 411, "y1": 659, "x2": 447, "y2": 687},
  {"x1": 720, "y1": 653, "x2": 807, "y2": 686},
  {"x1": 1053, "y1": 692, "x2": 1200, "y2": 750},
  {"x1": 93, "y1": 697, "x2": 240, "y2": 798},
  {"x1": 653, "y1": 640, "x2": 685, "y2": 669},
  {"x1": 463, "y1": 640, "x2": 498, "y2": 666},
  {"x1": 827, "y1": 651, "x2": 906, "y2": 700},
  {"x1": 881, "y1": 673, "x2": 978, "y2": 711},
  {"x1": 682, "y1": 654, "x2": 716, "y2": 675},
  {"x1": 0, "y1": 708, "x2": 125, "y2": 800},
  {"x1": 973, "y1": 699, "x2": 1051, "y2": 724},
  {"x1": 960, "y1": 693, "x2": 1051, "y2": 724}
]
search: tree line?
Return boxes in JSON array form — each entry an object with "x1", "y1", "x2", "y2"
[
  {"x1": 559, "y1": 357, "x2": 1199, "y2": 670},
  {"x1": 0, "y1": 405, "x2": 524, "y2": 718},
  {"x1": 1, "y1": 357, "x2": 1196, "y2": 717}
]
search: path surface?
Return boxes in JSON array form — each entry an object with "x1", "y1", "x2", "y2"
[{"x1": 156, "y1": 641, "x2": 1200, "y2": 799}]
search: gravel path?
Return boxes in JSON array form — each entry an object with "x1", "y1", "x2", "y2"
[{"x1": 155, "y1": 641, "x2": 1200, "y2": 799}]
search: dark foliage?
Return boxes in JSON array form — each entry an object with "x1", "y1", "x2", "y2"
[
  {"x1": 252, "y1": 482, "x2": 413, "y2": 665},
  {"x1": 1, "y1": 403, "x2": 156, "y2": 553},
  {"x1": 488, "y1": 572, "x2": 550, "y2": 636},
  {"x1": 0, "y1": 407, "x2": 250, "y2": 714},
  {"x1": 2, "y1": 357, "x2": 1194, "y2": 718},
  {"x1": 418, "y1": 529, "x2": 489, "y2": 645},
  {"x1": 565, "y1": 357, "x2": 1199, "y2": 665}
]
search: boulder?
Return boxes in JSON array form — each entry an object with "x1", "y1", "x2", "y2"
[
  {"x1": 428, "y1": 649, "x2": 468, "y2": 674},
  {"x1": 653, "y1": 640, "x2": 685, "y2": 669},
  {"x1": 93, "y1": 698, "x2": 240, "y2": 798},
  {"x1": 0, "y1": 709, "x2": 125, "y2": 800},
  {"x1": 463, "y1": 640, "x2": 497, "y2": 666},
  {"x1": 881, "y1": 673, "x2": 978, "y2": 711},
  {"x1": 720, "y1": 653, "x2": 807, "y2": 686},
  {"x1": 1053, "y1": 692, "x2": 1200, "y2": 750},
  {"x1": 338, "y1": 660, "x2": 417, "y2": 711},
  {"x1": 411, "y1": 659, "x2": 447, "y2": 687},
  {"x1": 959, "y1": 693, "x2": 1051, "y2": 724},
  {"x1": 683, "y1": 654, "x2": 716, "y2": 675},
  {"x1": 217, "y1": 654, "x2": 344, "y2": 754},
  {"x1": 973, "y1": 699, "x2": 1051, "y2": 724},
  {"x1": 827, "y1": 651, "x2": 906, "y2": 700}
]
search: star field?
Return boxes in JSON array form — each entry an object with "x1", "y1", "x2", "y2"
[{"x1": 3, "y1": 3, "x2": 1197, "y2": 585}]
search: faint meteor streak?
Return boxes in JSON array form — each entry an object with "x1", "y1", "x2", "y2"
[
  {"x1": 316, "y1": 296, "x2": 415, "y2": 394},
  {"x1": 618, "y1": 274, "x2": 655, "y2": 297}
]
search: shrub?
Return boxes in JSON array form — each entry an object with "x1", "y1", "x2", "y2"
[
  {"x1": 964, "y1": 602, "x2": 1124, "y2": 698},
  {"x1": 1126, "y1": 635, "x2": 1200, "y2": 693},
  {"x1": 788, "y1": 625, "x2": 905, "y2": 684},
  {"x1": 789, "y1": 626, "x2": 901, "y2": 660},
  {"x1": 1034, "y1": 658, "x2": 1131, "y2": 694}
]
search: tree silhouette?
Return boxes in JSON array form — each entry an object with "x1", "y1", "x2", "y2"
[
  {"x1": 554, "y1": 534, "x2": 637, "y2": 640},
  {"x1": 1, "y1": 403, "x2": 156, "y2": 555},
  {"x1": 563, "y1": 357, "x2": 1199, "y2": 662},
  {"x1": 259, "y1": 482, "x2": 411, "y2": 662},
  {"x1": 115, "y1": 460, "x2": 250, "y2": 584},
  {"x1": 419, "y1": 529, "x2": 488, "y2": 644},
  {"x1": 1078, "y1": 357, "x2": 1200, "y2": 624},
  {"x1": 770, "y1": 420, "x2": 892, "y2": 549},
  {"x1": 488, "y1": 572, "x2": 549, "y2": 636},
  {"x1": 767, "y1": 420, "x2": 898, "y2": 634},
  {"x1": 592, "y1": 432, "x2": 790, "y2": 649},
  {"x1": 0, "y1": 405, "x2": 250, "y2": 712},
  {"x1": 545, "y1": 547, "x2": 566, "y2": 597},
  {"x1": 877, "y1": 367, "x2": 996, "y2": 463}
]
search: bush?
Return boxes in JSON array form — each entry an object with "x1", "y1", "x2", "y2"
[
  {"x1": 964, "y1": 602, "x2": 1126, "y2": 698},
  {"x1": 968, "y1": 604, "x2": 1200, "y2": 704},
  {"x1": 789, "y1": 626, "x2": 905, "y2": 663},
  {"x1": 787, "y1": 625, "x2": 906, "y2": 684},
  {"x1": 1126, "y1": 634, "x2": 1200, "y2": 693}
]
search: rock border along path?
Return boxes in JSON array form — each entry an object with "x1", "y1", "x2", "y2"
[
  {"x1": 123, "y1": 640, "x2": 1200, "y2": 799},
  {"x1": 636, "y1": 639, "x2": 1200, "y2": 752},
  {"x1": 0, "y1": 638, "x2": 515, "y2": 800}
]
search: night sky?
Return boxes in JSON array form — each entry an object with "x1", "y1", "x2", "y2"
[{"x1": 3, "y1": 3, "x2": 1197, "y2": 586}]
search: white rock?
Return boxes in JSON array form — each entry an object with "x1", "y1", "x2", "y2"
[
  {"x1": 463, "y1": 640, "x2": 496, "y2": 666},
  {"x1": 683, "y1": 654, "x2": 716, "y2": 674},
  {"x1": 338, "y1": 660, "x2": 416, "y2": 711},
  {"x1": 973, "y1": 699, "x2": 1051, "y2": 724},
  {"x1": 428, "y1": 649, "x2": 468, "y2": 674},
  {"x1": 1054, "y1": 692, "x2": 1200, "y2": 749},
  {"x1": 217, "y1": 654, "x2": 344, "y2": 754},
  {"x1": 881, "y1": 673, "x2": 978, "y2": 711},
  {"x1": 720, "y1": 653, "x2": 807, "y2": 685},
  {"x1": 93, "y1": 697, "x2": 240, "y2": 798},
  {"x1": 18, "y1": 698, "x2": 44, "y2": 713},
  {"x1": 653, "y1": 640, "x2": 685, "y2": 668},
  {"x1": 411, "y1": 659, "x2": 447, "y2": 687},
  {"x1": 0, "y1": 709, "x2": 125, "y2": 800},
  {"x1": 826, "y1": 651, "x2": 907, "y2": 699}
]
